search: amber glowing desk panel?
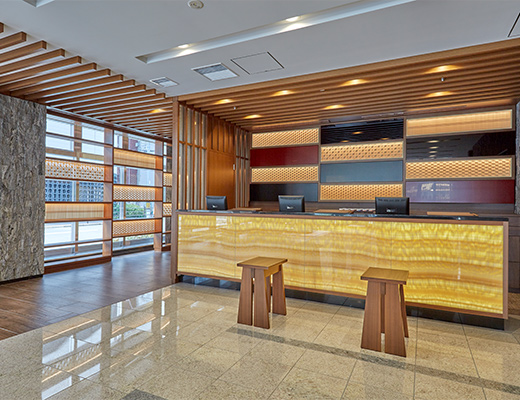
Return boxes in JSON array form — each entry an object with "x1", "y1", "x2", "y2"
[{"x1": 175, "y1": 212, "x2": 508, "y2": 318}]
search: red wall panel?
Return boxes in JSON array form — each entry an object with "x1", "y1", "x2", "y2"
[
  {"x1": 250, "y1": 145, "x2": 319, "y2": 167},
  {"x1": 406, "y1": 180, "x2": 514, "y2": 203}
]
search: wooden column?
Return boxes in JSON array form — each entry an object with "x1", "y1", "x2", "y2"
[{"x1": 170, "y1": 98, "x2": 180, "y2": 284}]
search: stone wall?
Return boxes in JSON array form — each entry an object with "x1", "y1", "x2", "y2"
[{"x1": 0, "y1": 95, "x2": 45, "y2": 281}]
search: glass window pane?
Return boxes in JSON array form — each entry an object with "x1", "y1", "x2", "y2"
[
  {"x1": 123, "y1": 234, "x2": 154, "y2": 248},
  {"x1": 44, "y1": 242, "x2": 103, "y2": 261},
  {"x1": 125, "y1": 202, "x2": 155, "y2": 219},
  {"x1": 179, "y1": 105, "x2": 185, "y2": 142},
  {"x1": 78, "y1": 221, "x2": 103, "y2": 241},
  {"x1": 114, "y1": 131, "x2": 157, "y2": 154},
  {"x1": 47, "y1": 116, "x2": 74, "y2": 137},
  {"x1": 113, "y1": 202, "x2": 124, "y2": 220},
  {"x1": 113, "y1": 166, "x2": 155, "y2": 186},
  {"x1": 46, "y1": 135, "x2": 108, "y2": 164},
  {"x1": 187, "y1": 108, "x2": 193, "y2": 143},
  {"x1": 45, "y1": 179, "x2": 75, "y2": 202},
  {"x1": 45, "y1": 222, "x2": 75, "y2": 245},
  {"x1": 82, "y1": 124, "x2": 105, "y2": 143}
]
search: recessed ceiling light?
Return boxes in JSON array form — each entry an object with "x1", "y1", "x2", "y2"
[
  {"x1": 285, "y1": 16, "x2": 300, "y2": 22},
  {"x1": 187, "y1": 0, "x2": 204, "y2": 9},
  {"x1": 425, "y1": 65, "x2": 460, "y2": 74},
  {"x1": 149, "y1": 77, "x2": 178, "y2": 87},
  {"x1": 178, "y1": 44, "x2": 190, "y2": 49},
  {"x1": 272, "y1": 90, "x2": 294, "y2": 96},
  {"x1": 430, "y1": 146, "x2": 438, "y2": 149},
  {"x1": 429, "y1": 154, "x2": 436, "y2": 158},
  {"x1": 352, "y1": 131, "x2": 363, "y2": 135},
  {"x1": 150, "y1": 108, "x2": 167, "y2": 114},
  {"x1": 323, "y1": 104, "x2": 346, "y2": 110},
  {"x1": 137, "y1": 0, "x2": 416, "y2": 63},
  {"x1": 244, "y1": 114, "x2": 262, "y2": 119},
  {"x1": 381, "y1": 137, "x2": 389, "y2": 140},
  {"x1": 341, "y1": 140, "x2": 350, "y2": 143},
  {"x1": 425, "y1": 91, "x2": 454, "y2": 98},
  {"x1": 341, "y1": 79, "x2": 368, "y2": 86},
  {"x1": 215, "y1": 99, "x2": 234, "y2": 105},
  {"x1": 427, "y1": 140, "x2": 439, "y2": 143}
]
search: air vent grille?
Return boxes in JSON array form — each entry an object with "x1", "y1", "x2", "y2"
[
  {"x1": 192, "y1": 63, "x2": 238, "y2": 81},
  {"x1": 149, "y1": 77, "x2": 178, "y2": 87}
]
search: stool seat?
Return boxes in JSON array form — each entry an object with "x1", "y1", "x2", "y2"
[
  {"x1": 237, "y1": 257, "x2": 287, "y2": 329},
  {"x1": 361, "y1": 267, "x2": 409, "y2": 357}
]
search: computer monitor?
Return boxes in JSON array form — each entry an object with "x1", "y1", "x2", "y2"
[
  {"x1": 278, "y1": 195, "x2": 305, "y2": 212},
  {"x1": 375, "y1": 197, "x2": 410, "y2": 215},
  {"x1": 206, "y1": 195, "x2": 227, "y2": 210}
]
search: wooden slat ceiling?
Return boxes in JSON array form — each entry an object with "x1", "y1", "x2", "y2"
[
  {"x1": 180, "y1": 38, "x2": 520, "y2": 132},
  {"x1": 0, "y1": 23, "x2": 174, "y2": 138}
]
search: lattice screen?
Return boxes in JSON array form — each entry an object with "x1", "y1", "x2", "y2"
[
  {"x1": 163, "y1": 203, "x2": 172, "y2": 217},
  {"x1": 113, "y1": 185, "x2": 158, "y2": 201},
  {"x1": 406, "y1": 158, "x2": 513, "y2": 179},
  {"x1": 320, "y1": 184, "x2": 403, "y2": 201},
  {"x1": 114, "y1": 149, "x2": 157, "y2": 169},
  {"x1": 406, "y1": 110, "x2": 513, "y2": 136},
  {"x1": 163, "y1": 173, "x2": 172, "y2": 187},
  {"x1": 321, "y1": 141, "x2": 403, "y2": 162},
  {"x1": 46, "y1": 160, "x2": 105, "y2": 181},
  {"x1": 45, "y1": 203, "x2": 106, "y2": 221},
  {"x1": 252, "y1": 128, "x2": 319, "y2": 148},
  {"x1": 113, "y1": 219, "x2": 158, "y2": 236},
  {"x1": 251, "y1": 166, "x2": 319, "y2": 183}
]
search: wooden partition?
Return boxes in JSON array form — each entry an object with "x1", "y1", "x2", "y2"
[{"x1": 174, "y1": 211, "x2": 509, "y2": 319}]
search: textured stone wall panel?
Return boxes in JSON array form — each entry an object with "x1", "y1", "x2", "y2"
[{"x1": 0, "y1": 95, "x2": 45, "y2": 281}]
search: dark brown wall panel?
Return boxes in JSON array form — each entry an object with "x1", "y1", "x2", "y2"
[
  {"x1": 406, "y1": 180, "x2": 515, "y2": 203},
  {"x1": 250, "y1": 145, "x2": 319, "y2": 167}
]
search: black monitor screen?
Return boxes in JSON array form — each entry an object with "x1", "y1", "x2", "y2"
[
  {"x1": 279, "y1": 195, "x2": 305, "y2": 212},
  {"x1": 206, "y1": 195, "x2": 227, "y2": 210},
  {"x1": 375, "y1": 197, "x2": 410, "y2": 215}
]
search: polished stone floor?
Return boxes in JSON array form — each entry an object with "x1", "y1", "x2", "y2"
[{"x1": 1, "y1": 282, "x2": 520, "y2": 400}]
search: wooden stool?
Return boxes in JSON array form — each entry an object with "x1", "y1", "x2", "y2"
[
  {"x1": 360, "y1": 267, "x2": 409, "y2": 357},
  {"x1": 237, "y1": 257, "x2": 287, "y2": 329}
]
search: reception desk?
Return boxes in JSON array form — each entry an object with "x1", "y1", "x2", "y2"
[{"x1": 173, "y1": 211, "x2": 508, "y2": 319}]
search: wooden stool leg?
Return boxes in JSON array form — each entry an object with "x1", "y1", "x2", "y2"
[
  {"x1": 266, "y1": 275, "x2": 271, "y2": 313},
  {"x1": 272, "y1": 266, "x2": 287, "y2": 315},
  {"x1": 399, "y1": 284, "x2": 409, "y2": 338},
  {"x1": 253, "y1": 269, "x2": 270, "y2": 329},
  {"x1": 361, "y1": 281, "x2": 383, "y2": 352},
  {"x1": 384, "y1": 283, "x2": 406, "y2": 357},
  {"x1": 237, "y1": 267, "x2": 253, "y2": 325}
]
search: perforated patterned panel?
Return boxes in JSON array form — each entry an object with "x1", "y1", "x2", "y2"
[
  {"x1": 113, "y1": 185, "x2": 158, "y2": 201},
  {"x1": 163, "y1": 203, "x2": 172, "y2": 216},
  {"x1": 45, "y1": 203, "x2": 106, "y2": 221},
  {"x1": 46, "y1": 160, "x2": 105, "y2": 181},
  {"x1": 252, "y1": 128, "x2": 319, "y2": 148},
  {"x1": 113, "y1": 219, "x2": 158, "y2": 236},
  {"x1": 406, "y1": 158, "x2": 513, "y2": 179},
  {"x1": 163, "y1": 173, "x2": 172, "y2": 187},
  {"x1": 114, "y1": 149, "x2": 157, "y2": 169},
  {"x1": 251, "y1": 166, "x2": 319, "y2": 183},
  {"x1": 320, "y1": 184, "x2": 403, "y2": 200},
  {"x1": 406, "y1": 110, "x2": 513, "y2": 136},
  {"x1": 321, "y1": 141, "x2": 403, "y2": 162}
]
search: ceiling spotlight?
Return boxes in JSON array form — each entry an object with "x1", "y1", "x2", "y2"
[
  {"x1": 425, "y1": 65, "x2": 460, "y2": 74},
  {"x1": 323, "y1": 104, "x2": 345, "y2": 110},
  {"x1": 178, "y1": 44, "x2": 190, "y2": 49},
  {"x1": 342, "y1": 79, "x2": 368, "y2": 86},
  {"x1": 214, "y1": 98, "x2": 234, "y2": 105},
  {"x1": 272, "y1": 90, "x2": 294, "y2": 96},
  {"x1": 285, "y1": 16, "x2": 300, "y2": 22},
  {"x1": 188, "y1": 0, "x2": 204, "y2": 9},
  {"x1": 440, "y1": 77, "x2": 445, "y2": 82},
  {"x1": 244, "y1": 114, "x2": 261, "y2": 119}
]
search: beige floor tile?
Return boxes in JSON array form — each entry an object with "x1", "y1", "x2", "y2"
[
  {"x1": 180, "y1": 345, "x2": 243, "y2": 378},
  {"x1": 313, "y1": 324, "x2": 363, "y2": 352},
  {"x1": 417, "y1": 319, "x2": 465, "y2": 336},
  {"x1": 342, "y1": 382, "x2": 413, "y2": 400},
  {"x1": 415, "y1": 338, "x2": 478, "y2": 376},
  {"x1": 414, "y1": 373, "x2": 486, "y2": 400},
  {"x1": 291, "y1": 308, "x2": 336, "y2": 324},
  {"x1": 484, "y1": 388, "x2": 520, "y2": 400},
  {"x1": 2, "y1": 365, "x2": 80, "y2": 400},
  {"x1": 270, "y1": 367, "x2": 348, "y2": 399},
  {"x1": 206, "y1": 331, "x2": 261, "y2": 355},
  {"x1": 132, "y1": 337, "x2": 200, "y2": 365},
  {"x1": 247, "y1": 339, "x2": 305, "y2": 365},
  {"x1": 220, "y1": 354, "x2": 292, "y2": 392},
  {"x1": 349, "y1": 360, "x2": 414, "y2": 396},
  {"x1": 473, "y1": 357, "x2": 520, "y2": 386},
  {"x1": 138, "y1": 364, "x2": 215, "y2": 400},
  {"x1": 46, "y1": 379, "x2": 125, "y2": 400},
  {"x1": 43, "y1": 315, "x2": 100, "y2": 336},
  {"x1": 271, "y1": 318, "x2": 327, "y2": 342},
  {"x1": 463, "y1": 325, "x2": 519, "y2": 343},
  {"x1": 295, "y1": 349, "x2": 356, "y2": 380},
  {"x1": 174, "y1": 319, "x2": 231, "y2": 345},
  {"x1": 197, "y1": 378, "x2": 270, "y2": 400}
]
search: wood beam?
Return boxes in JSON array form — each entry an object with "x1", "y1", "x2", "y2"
[
  {"x1": 45, "y1": 83, "x2": 144, "y2": 106},
  {"x1": 0, "y1": 49, "x2": 65, "y2": 75},
  {"x1": 0, "y1": 56, "x2": 82, "y2": 85},
  {"x1": 0, "y1": 32, "x2": 26, "y2": 50},
  {"x1": 0, "y1": 41, "x2": 46, "y2": 63}
]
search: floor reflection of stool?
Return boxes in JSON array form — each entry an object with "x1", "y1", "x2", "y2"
[
  {"x1": 237, "y1": 257, "x2": 287, "y2": 329},
  {"x1": 360, "y1": 267, "x2": 409, "y2": 357}
]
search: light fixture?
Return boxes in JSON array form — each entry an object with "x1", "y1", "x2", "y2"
[
  {"x1": 244, "y1": 114, "x2": 262, "y2": 119},
  {"x1": 341, "y1": 79, "x2": 368, "y2": 86},
  {"x1": 187, "y1": 0, "x2": 204, "y2": 9},
  {"x1": 323, "y1": 104, "x2": 346, "y2": 110},
  {"x1": 427, "y1": 140, "x2": 439, "y2": 143},
  {"x1": 285, "y1": 16, "x2": 300, "y2": 22},
  {"x1": 381, "y1": 137, "x2": 389, "y2": 140},
  {"x1": 178, "y1": 44, "x2": 190, "y2": 49},
  {"x1": 425, "y1": 65, "x2": 460, "y2": 74},
  {"x1": 430, "y1": 146, "x2": 438, "y2": 149},
  {"x1": 214, "y1": 99, "x2": 234, "y2": 105},
  {"x1": 352, "y1": 131, "x2": 363, "y2": 135},
  {"x1": 137, "y1": 0, "x2": 416, "y2": 63},
  {"x1": 341, "y1": 140, "x2": 350, "y2": 143},
  {"x1": 150, "y1": 108, "x2": 167, "y2": 114},
  {"x1": 272, "y1": 90, "x2": 294, "y2": 96},
  {"x1": 425, "y1": 91, "x2": 454, "y2": 98}
]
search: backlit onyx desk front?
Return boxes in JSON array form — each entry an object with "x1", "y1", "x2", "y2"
[{"x1": 172, "y1": 211, "x2": 508, "y2": 319}]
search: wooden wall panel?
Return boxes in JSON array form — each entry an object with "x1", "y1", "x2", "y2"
[{"x1": 207, "y1": 151, "x2": 235, "y2": 208}]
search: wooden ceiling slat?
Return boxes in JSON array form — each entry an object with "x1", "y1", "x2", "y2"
[
  {"x1": 15, "y1": 69, "x2": 112, "y2": 97},
  {"x1": 90, "y1": 103, "x2": 173, "y2": 119},
  {"x1": 47, "y1": 84, "x2": 146, "y2": 107},
  {"x1": 203, "y1": 63, "x2": 520, "y2": 115},
  {"x1": 0, "y1": 56, "x2": 82, "y2": 85},
  {"x1": 0, "y1": 41, "x2": 46, "y2": 63},
  {"x1": 0, "y1": 49, "x2": 65, "y2": 75},
  {"x1": 85, "y1": 99, "x2": 172, "y2": 117},
  {"x1": 212, "y1": 73, "x2": 520, "y2": 119},
  {"x1": 66, "y1": 90, "x2": 164, "y2": 112},
  {"x1": 124, "y1": 119, "x2": 173, "y2": 127},
  {"x1": 0, "y1": 32, "x2": 26, "y2": 50},
  {"x1": 28, "y1": 75, "x2": 127, "y2": 101},
  {"x1": 0, "y1": 23, "x2": 4, "y2": 33},
  {"x1": 0, "y1": 63, "x2": 97, "y2": 93},
  {"x1": 108, "y1": 114, "x2": 172, "y2": 124}
]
